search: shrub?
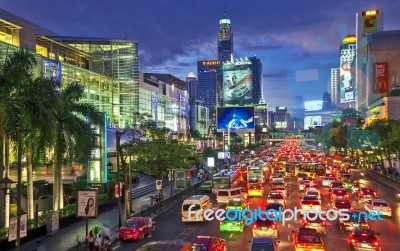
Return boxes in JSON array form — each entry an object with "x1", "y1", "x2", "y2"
[
  {"x1": 59, "y1": 203, "x2": 76, "y2": 217},
  {"x1": 98, "y1": 193, "x2": 110, "y2": 203},
  {"x1": 91, "y1": 225, "x2": 102, "y2": 236},
  {"x1": 0, "y1": 228, "x2": 8, "y2": 241},
  {"x1": 72, "y1": 179, "x2": 87, "y2": 190}
]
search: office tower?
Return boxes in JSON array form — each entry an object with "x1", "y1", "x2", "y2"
[
  {"x1": 218, "y1": 11, "x2": 233, "y2": 63},
  {"x1": 330, "y1": 68, "x2": 340, "y2": 105},
  {"x1": 197, "y1": 60, "x2": 220, "y2": 108},
  {"x1": 186, "y1": 72, "x2": 198, "y2": 103}
]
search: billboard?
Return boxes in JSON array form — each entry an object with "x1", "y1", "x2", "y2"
[
  {"x1": 217, "y1": 107, "x2": 254, "y2": 130},
  {"x1": 373, "y1": 62, "x2": 388, "y2": 93},
  {"x1": 340, "y1": 60, "x2": 354, "y2": 103},
  {"x1": 275, "y1": 121, "x2": 287, "y2": 129},
  {"x1": 304, "y1": 115, "x2": 322, "y2": 130},
  {"x1": 304, "y1": 100, "x2": 323, "y2": 111},
  {"x1": 223, "y1": 68, "x2": 252, "y2": 102},
  {"x1": 362, "y1": 10, "x2": 379, "y2": 33}
]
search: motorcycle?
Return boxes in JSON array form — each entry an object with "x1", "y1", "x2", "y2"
[{"x1": 101, "y1": 235, "x2": 112, "y2": 251}]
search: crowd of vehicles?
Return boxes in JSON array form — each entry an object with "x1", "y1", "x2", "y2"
[{"x1": 130, "y1": 141, "x2": 393, "y2": 250}]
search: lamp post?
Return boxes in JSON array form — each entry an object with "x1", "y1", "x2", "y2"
[{"x1": 0, "y1": 176, "x2": 15, "y2": 229}]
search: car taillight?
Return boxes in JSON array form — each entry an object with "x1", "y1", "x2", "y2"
[
  {"x1": 372, "y1": 207, "x2": 376, "y2": 210},
  {"x1": 372, "y1": 241, "x2": 379, "y2": 247},
  {"x1": 322, "y1": 221, "x2": 326, "y2": 226},
  {"x1": 350, "y1": 238, "x2": 357, "y2": 244},
  {"x1": 181, "y1": 211, "x2": 183, "y2": 216},
  {"x1": 360, "y1": 191, "x2": 363, "y2": 195},
  {"x1": 272, "y1": 224, "x2": 276, "y2": 229},
  {"x1": 296, "y1": 243, "x2": 304, "y2": 248},
  {"x1": 303, "y1": 220, "x2": 308, "y2": 225},
  {"x1": 253, "y1": 224, "x2": 257, "y2": 229}
]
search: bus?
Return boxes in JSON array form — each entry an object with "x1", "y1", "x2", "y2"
[
  {"x1": 247, "y1": 165, "x2": 264, "y2": 184},
  {"x1": 296, "y1": 162, "x2": 326, "y2": 178},
  {"x1": 285, "y1": 161, "x2": 300, "y2": 176},
  {"x1": 211, "y1": 169, "x2": 241, "y2": 193}
]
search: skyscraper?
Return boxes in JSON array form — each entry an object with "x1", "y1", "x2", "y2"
[
  {"x1": 330, "y1": 68, "x2": 340, "y2": 105},
  {"x1": 197, "y1": 60, "x2": 220, "y2": 108},
  {"x1": 218, "y1": 11, "x2": 233, "y2": 63},
  {"x1": 186, "y1": 72, "x2": 198, "y2": 103}
]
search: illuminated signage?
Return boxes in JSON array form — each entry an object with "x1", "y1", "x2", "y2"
[
  {"x1": 362, "y1": 9, "x2": 379, "y2": 33},
  {"x1": 201, "y1": 60, "x2": 220, "y2": 66},
  {"x1": 219, "y1": 19, "x2": 231, "y2": 25},
  {"x1": 277, "y1": 106, "x2": 286, "y2": 110},
  {"x1": 304, "y1": 101, "x2": 322, "y2": 111},
  {"x1": 373, "y1": 62, "x2": 388, "y2": 93}
]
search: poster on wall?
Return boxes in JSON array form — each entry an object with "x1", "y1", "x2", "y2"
[
  {"x1": 8, "y1": 214, "x2": 27, "y2": 242},
  {"x1": 217, "y1": 107, "x2": 255, "y2": 130},
  {"x1": 373, "y1": 62, "x2": 388, "y2": 93},
  {"x1": 77, "y1": 190, "x2": 98, "y2": 218}
]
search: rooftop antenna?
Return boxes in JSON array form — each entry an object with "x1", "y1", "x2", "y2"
[{"x1": 224, "y1": 4, "x2": 227, "y2": 18}]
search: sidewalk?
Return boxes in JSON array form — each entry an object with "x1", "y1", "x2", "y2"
[{"x1": 18, "y1": 183, "x2": 177, "y2": 251}]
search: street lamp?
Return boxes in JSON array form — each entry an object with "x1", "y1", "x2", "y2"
[{"x1": 0, "y1": 176, "x2": 15, "y2": 229}]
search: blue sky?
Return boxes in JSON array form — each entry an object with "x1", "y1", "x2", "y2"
[{"x1": 2, "y1": 0, "x2": 400, "y2": 117}]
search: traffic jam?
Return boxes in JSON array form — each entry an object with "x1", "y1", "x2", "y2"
[{"x1": 127, "y1": 141, "x2": 397, "y2": 251}]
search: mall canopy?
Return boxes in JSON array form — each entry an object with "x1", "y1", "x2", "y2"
[{"x1": 107, "y1": 128, "x2": 147, "y2": 151}]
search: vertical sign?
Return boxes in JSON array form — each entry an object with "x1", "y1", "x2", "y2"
[
  {"x1": 8, "y1": 214, "x2": 27, "y2": 241},
  {"x1": 77, "y1": 190, "x2": 98, "y2": 218},
  {"x1": 174, "y1": 169, "x2": 187, "y2": 190},
  {"x1": 373, "y1": 63, "x2": 388, "y2": 93},
  {"x1": 362, "y1": 10, "x2": 379, "y2": 33}
]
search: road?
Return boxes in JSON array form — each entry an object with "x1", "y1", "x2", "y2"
[{"x1": 112, "y1": 170, "x2": 400, "y2": 250}]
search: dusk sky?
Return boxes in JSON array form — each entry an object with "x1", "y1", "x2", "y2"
[{"x1": 2, "y1": 1, "x2": 400, "y2": 117}]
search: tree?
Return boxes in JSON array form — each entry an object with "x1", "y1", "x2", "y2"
[
  {"x1": 132, "y1": 119, "x2": 194, "y2": 200},
  {"x1": 49, "y1": 82, "x2": 102, "y2": 211}
]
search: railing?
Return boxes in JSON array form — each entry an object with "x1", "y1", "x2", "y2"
[{"x1": 365, "y1": 168, "x2": 400, "y2": 189}]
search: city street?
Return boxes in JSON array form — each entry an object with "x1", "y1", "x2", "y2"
[{"x1": 112, "y1": 170, "x2": 400, "y2": 250}]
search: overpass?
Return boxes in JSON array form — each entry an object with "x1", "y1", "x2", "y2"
[{"x1": 266, "y1": 132, "x2": 316, "y2": 144}]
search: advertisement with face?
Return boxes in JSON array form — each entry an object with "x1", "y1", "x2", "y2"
[
  {"x1": 77, "y1": 190, "x2": 98, "y2": 218},
  {"x1": 340, "y1": 61, "x2": 353, "y2": 103},
  {"x1": 304, "y1": 115, "x2": 322, "y2": 130},
  {"x1": 222, "y1": 68, "x2": 253, "y2": 103},
  {"x1": 217, "y1": 107, "x2": 254, "y2": 130}
]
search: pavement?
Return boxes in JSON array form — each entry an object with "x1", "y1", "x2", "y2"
[{"x1": 16, "y1": 176, "x2": 200, "y2": 251}]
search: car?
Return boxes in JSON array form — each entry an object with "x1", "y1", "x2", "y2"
[
  {"x1": 248, "y1": 183, "x2": 264, "y2": 197},
  {"x1": 304, "y1": 183, "x2": 318, "y2": 192},
  {"x1": 266, "y1": 202, "x2": 285, "y2": 216},
  {"x1": 343, "y1": 179, "x2": 354, "y2": 190},
  {"x1": 252, "y1": 218, "x2": 279, "y2": 238},
  {"x1": 322, "y1": 177, "x2": 335, "y2": 187},
  {"x1": 348, "y1": 228, "x2": 381, "y2": 251},
  {"x1": 333, "y1": 199, "x2": 353, "y2": 211},
  {"x1": 302, "y1": 212, "x2": 327, "y2": 235},
  {"x1": 271, "y1": 173, "x2": 284, "y2": 182},
  {"x1": 293, "y1": 228, "x2": 325, "y2": 251},
  {"x1": 270, "y1": 183, "x2": 287, "y2": 197},
  {"x1": 199, "y1": 180, "x2": 212, "y2": 193},
  {"x1": 338, "y1": 211, "x2": 369, "y2": 232},
  {"x1": 186, "y1": 236, "x2": 227, "y2": 251},
  {"x1": 330, "y1": 188, "x2": 349, "y2": 202},
  {"x1": 267, "y1": 191, "x2": 286, "y2": 206},
  {"x1": 118, "y1": 217, "x2": 156, "y2": 240},
  {"x1": 297, "y1": 173, "x2": 308, "y2": 182},
  {"x1": 355, "y1": 188, "x2": 378, "y2": 203},
  {"x1": 300, "y1": 196, "x2": 321, "y2": 214},
  {"x1": 352, "y1": 181, "x2": 362, "y2": 194},
  {"x1": 364, "y1": 199, "x2": 392, "y2": 217},
  {"x1": 329, "y1": 181, "x2": 344, "y2": 191},
  {"x1": 226, "y1": 198, "x2": 248, "y2": 211},
  {"x1": 220, "y1": 219, "x2": 245, "y2": 232},
  {"x1": 305, "y1": 190, "x2": 321, "y2": 202},
  {"x1": 299, "y1": 179, "x2": 310, "y2": 191},
  {"x1": 250, "y1": 237, "x2": 280, "y2": 251}
]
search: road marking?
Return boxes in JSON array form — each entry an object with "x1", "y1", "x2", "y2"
[{"x1": 174, "y1": 224, "x2": 201, "y2": 241}]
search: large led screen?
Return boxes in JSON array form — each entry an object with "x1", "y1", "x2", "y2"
[
  {"x1": 304, "y1": 100, "x2": 323, "y2": 111},
  {"x1": 217, "y1": 107, "x2": 254, "y2": 130},
  {"x1": 222, "y1": 68, "x2": 253, "y2": 102},
  {"x1": 275, "y1": 121, "x2": 287, "y2": 128},
  {"x1": 340, "y1": 60, "x2": 354, "y2": 103},
  {"x1": 304, "y1": 115, "x2": 322, "y2": 130}
]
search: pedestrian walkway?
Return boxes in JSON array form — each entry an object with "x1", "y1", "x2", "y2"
[{"x1": 18, "y1": 184, "x2": 176, "y2": 251}]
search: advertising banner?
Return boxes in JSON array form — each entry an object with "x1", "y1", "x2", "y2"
[
  {"x1": 304, "y1": 100, "x2": 323, "y2": 111},
  {"x1": 222, "y1": 67, "x2": 253, "y2": 103},
  {"x1": 275, "y1": 121, "x2": 287, "y2": 129},
  {"x1": 217, "y1": 107, "x2": 255, "y2": 130},
  {"x1": 304, "y1": 116, "x2": 322, "y2": 130},
  {"x1": 77, "y1": 190, "x2": 98, "y2": 218},
  {"x1": 373, "y1": 62, "x2": 388, "y2": 93},
  {"x1": 340, "y1": 60, "x2": 353, "y2": 103},
  {"x1": 362, "y1": 10, "x2": 379, "y2": 33},
  {"x1": 8, "y1": 214, "x2": 27, "y2": 242},
  {"x1": 174, "y1": 169, "x2": 187, "y2": 190}
]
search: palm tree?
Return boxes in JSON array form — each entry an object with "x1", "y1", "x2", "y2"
[
  {"x1": 0, "y1": 48, "x2": 38, "y2": 227},
  {"x1": 49, "y1": 82, "x2": 101, "y2": 211}
]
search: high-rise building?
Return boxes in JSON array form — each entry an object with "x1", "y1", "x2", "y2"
[
  {"x1": 339, "y1": 35, "x2": 357, "y2": 105},
  {"x1": 330, "y1": 68, "x2": 340, "y2": 105},
  {"x1": 197, "y1": 60, "x2": 220, "y2": 108},
  {"x1": 218, "y1": 11, "x2": 233, "y2": 63},
  {"x1": 220, "y1": 56, "x2": 263, "y2": 106},
  {"x1": 186, "y1": 72, "x2": 198, "y2": 103}
]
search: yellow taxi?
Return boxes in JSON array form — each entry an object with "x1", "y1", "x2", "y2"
[
  {"x1": 248, "y1": 183, "x2": 264, "y2": 197},
  {"x1": 226, "y1": 198, "x2": 248, "y2": 211}
]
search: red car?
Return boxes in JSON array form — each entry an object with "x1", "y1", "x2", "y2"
[
  {"x1": 184, "y1": 236, "x2": 227, "y2": 251},
  {"x1": 118, "y1": 217, "x2": 156, "y2": 240}
]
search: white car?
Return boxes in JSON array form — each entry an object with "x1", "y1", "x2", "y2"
[
  {"x1": 300, "y1": 197, "x2": 321, "y2": 214},
  {"x1": 364, "y1": 199, "x2": 392, "y2": 217},
  {"x1": 267, "y1": 191, "x2": 286, "y2": 206},
  {"x1": 322, "y1": 177, "x2": 335, "y2": 187},
  {"x1": 305, "y1": 189, "x2": 321, "y2": 202}
]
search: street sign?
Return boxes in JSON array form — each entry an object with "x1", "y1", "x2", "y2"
[
  {"x1": 224, "y1": 152, "x2": 231, "y2": 159},
  {"x1": 156, "y1": 180, "x2": 162, "y2": 190},
  {"x1": 218, "y1": 152, "x2": 225, "y2": 159}
]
